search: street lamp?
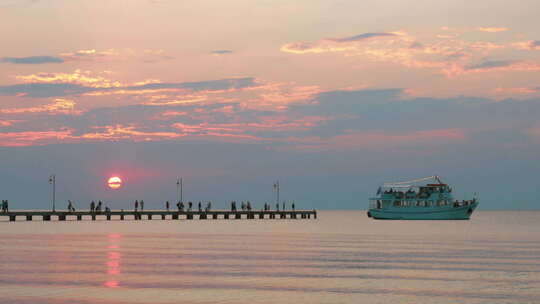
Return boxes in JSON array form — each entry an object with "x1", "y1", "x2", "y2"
[
  {"x1": 273, "y1": 180, "x2": 280, "y2": 204},
  {"x1": 49, "y1": 174, "x2": 56, "y2": 212},
  {"x1": 176, "y1": 177, "x2": 183, "y2": 203}
]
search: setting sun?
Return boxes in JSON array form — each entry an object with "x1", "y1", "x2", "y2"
[{"x1": 107, "y1": 176, "x2": 122, "y2": 189}]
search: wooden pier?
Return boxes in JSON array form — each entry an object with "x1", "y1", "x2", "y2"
[{"x1": 0, "y1": 210, "x2": 317, "y2": 222}]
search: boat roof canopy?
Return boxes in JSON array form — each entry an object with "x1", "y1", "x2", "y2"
[{"x1": 382, "y1": 176, "x2": 446, "y2": 188}]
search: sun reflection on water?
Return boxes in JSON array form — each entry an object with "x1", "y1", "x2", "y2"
[{"x1": 104, "y1": 233, "x2": 122, "y2": 288}]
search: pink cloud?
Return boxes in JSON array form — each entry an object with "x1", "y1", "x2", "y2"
[
  {"x1": 0, "y1": 99, "x2": 81, "y2": 115},
  {"x1": 16, "y1": 70, "x2": 122, "y2": 88},
  {"x1": 493, "y1": 87, "x2": 537, "y2": 95},
  {"x1": 0, "y1": 129, "x2": 74, "y2": 147},
  {"x1": 281, "y1": 32, "x2": 402, "y2": 54},
  {"x1": 57, "y1": 48, "x2": 173, "y2": 63},
  {"x1": 80, "y1": 125, "x2": 185, "y2": 142},
  {"x1": 0, "y1": 120, "x2": 15, "y2": 127},
  {"x1": 477, "y1": 27, "x2": 509, "y2": 32},
  {"x1": 513, "y1": 40, "x2": 540, "y2": 50}
]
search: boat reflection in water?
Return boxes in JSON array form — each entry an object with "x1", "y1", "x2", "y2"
[{"x1": 368, "y1": 176, "x2": 479, "y2": 220}]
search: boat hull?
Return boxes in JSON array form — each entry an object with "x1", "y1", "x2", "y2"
[{"x1": 368, "y1": 201, "x2": 479, "y2": 220}]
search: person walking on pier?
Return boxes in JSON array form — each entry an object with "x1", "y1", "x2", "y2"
[
  {"x1": 188, "y1": 202, "x2": 192, "y2": 211},
  {"x1": 247, "y1": 201, "x2": 252, "y2": 211},
  {"x1": 292, "y1": 203, "x2": 295, "y2": 211},
  {"x1": 198, "y1": 201, "x2": 202, "y2": 212},
  {"x1": 140, "y1": 200, "x2": 144, "y2": 211},
  {"x1": 67, "y1": 200, "x2": 75, "y2": 212},
  {"x1": 166, "y1": 201, "x2": 170, "y2": 211},
  {"x1": 135, "y1": 200, "x2": 139, "y2": 212},
  {"x1": 283, "y1": 202, "x2": 285, "y2": 211},
  {"x1": 90, "y1": 201, "x2": 95, "y2": 213},
  {"x1": 1, "y1": 200, "x2": 8, "y2": 213}
]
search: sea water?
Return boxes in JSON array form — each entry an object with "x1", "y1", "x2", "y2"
[{"x1": 1, "y1": 211, "x2": 539, "y2": 304}]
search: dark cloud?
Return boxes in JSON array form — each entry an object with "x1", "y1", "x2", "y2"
[
  {"x1": 328, "y1": 32, "x2": 396, "y2": 43},
  {"x1": 126, "y1": 77, "x2": 255, "y2": 92},
  {"x1": 529, "y1": 40, "x2": 540, "y2": 48},
  {"x1": 288, "y1": 88, "x2": 540, "y2": 138},
  {"x1": 0, "y1": 77, "x2": 257, "y2": 98},
  {"x1": 1, "y1": 56, "x2": 64, "y2": 64},
  {"x1": 211, "y1": 50, "x2": 233, "y2": 54},
  {"x1": 465, "y1": 60, "x2": 515, "y2": 70},
  {"x1": 0, "y1": 83, "x2": 92, "y2": 98},
  {"x1": 408, "y1": 41, "x2": 424, "y2": 49}
]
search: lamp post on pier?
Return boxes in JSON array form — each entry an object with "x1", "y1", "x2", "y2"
[
  {"x1": 273, "y1": 180, "x2": 280, "y2": 205},
  {"x1": 49, "y1": 174, "x2": 56, "y2": 212},
  {"x1": 177, "y1": 177, "x2": 183, "y2": 203}
]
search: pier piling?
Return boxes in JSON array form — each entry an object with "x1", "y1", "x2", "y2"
[{"x1": 1, "y1": 210, "x2": 317, "y2": 222}]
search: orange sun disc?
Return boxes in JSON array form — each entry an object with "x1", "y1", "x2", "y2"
[{"x1": 108, "y1": 176, "x2": 122, "y2": 189}]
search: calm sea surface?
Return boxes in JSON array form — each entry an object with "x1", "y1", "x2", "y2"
[{"x1": 1, "y1": 211, "x2": 539, "y2": 304}]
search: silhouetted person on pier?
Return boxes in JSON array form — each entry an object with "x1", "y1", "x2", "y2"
[
  {"x1": 135, "y1": 200, "x2": 139, "y2": 212},
  {"x1": 166, "y1": 201, "x2": 170, "y2": 211},
  {"x1": 231, "y1": 201, "x2": 235, "y2": 211},
  {"x1": 247, "y1": 201, "x2": 251, "y2": 211},
  {"x1": 180, "y1": 201, "x2": 184, "y2": 211},
  {"x1": 140, "y1": 200, "x2": 144, "y2": 211},
  {"x1": 198, "y1": 201, "x2": 202, "y2": 212},
  {"x1": 292, "y1": 203, "x2": 295, "y2": 211},
  {"x1": 67, "y1": 200, "x2": 75, "y2": 212},
  {"x1": 188, "y1": 202, "x2": 192, "y2": 211},
  {"x1": 2, "y1": 200, "x2": 8, "y2": 213}
]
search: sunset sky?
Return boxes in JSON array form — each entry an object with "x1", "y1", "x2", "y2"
[{"x1": 1, "y1": 0, "x2": 539, "y2": 210}]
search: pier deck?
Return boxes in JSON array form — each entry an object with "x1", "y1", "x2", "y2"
[{"x1": 0, "y1": 210, "x2": 317, "y2": 222}]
